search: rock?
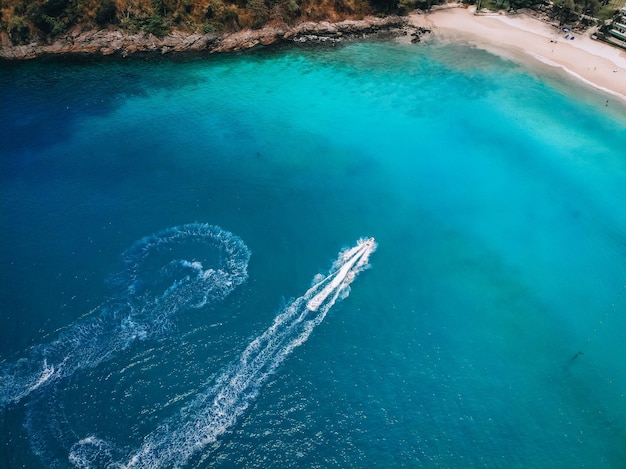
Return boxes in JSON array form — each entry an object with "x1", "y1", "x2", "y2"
[{"x1": 410, "y1": 26, "x2": 431, "y2": 43}]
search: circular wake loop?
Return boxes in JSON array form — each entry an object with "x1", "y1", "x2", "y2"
[{"x1": 0, "y1": 223, "x2": 250, "y2": 408}]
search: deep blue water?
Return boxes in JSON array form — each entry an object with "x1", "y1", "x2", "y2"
[{"x1": 1, "y1": 39, "x2": 626, "y2": 468}]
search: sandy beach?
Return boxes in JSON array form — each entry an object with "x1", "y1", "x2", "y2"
[{"x1": 409, "y1": 6, "x2": 626, "y2": 102}]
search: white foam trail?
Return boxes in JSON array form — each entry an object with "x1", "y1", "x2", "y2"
[
  {"x1": 69, "y1": 237, "x2": 376, "y2": 469},
  {"x1": 0, "y1": 224, "x2": 250, "y2": 408},
  {"x1": 307, "y1": 237, "x2": 375, "y2": 311}
]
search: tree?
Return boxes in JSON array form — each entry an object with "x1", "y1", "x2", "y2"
[
  {"x1": 141, "y1": 14, "x2": 170, "y2": 36},
  {"x1": 95, "y1": 0, "x2": 117, "y2": 25},
  {"x1": 9, "y1": 16, "x2": 31, "y2": 44},
  {"x1": 247, "y1": 0, "x2": 268, "y2": 28},
  {"x1": 219, "y1": 5, "x2": 241, "y2": 30},
  {"x1": 554, "y1": 0, "x2": 576, "y2": 23},
  {"x1": 269, "y1": 0, "x2": 299, "y2": 23},
  {"x1": 583, "y1": 0, "x2": 600, "y2": 16},
  {"x1": 397, "y1": 0, "x2": 417, "y2": 14},
  {"x1": 43, "y1": 0, "x2": 70, "y2": 17},
  {"x1": 370, "y1": 0, "x2": 399, "y2": 13},
  {"x1": 509, "y1": 0, "x2": 543, "y2": 10}
]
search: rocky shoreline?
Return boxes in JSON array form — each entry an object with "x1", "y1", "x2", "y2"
[{"x1": 0, "y1": 16, "x2": 427, "y2": 60}]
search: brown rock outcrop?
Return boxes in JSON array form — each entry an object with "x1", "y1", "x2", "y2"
[{"x1": 0, "y1": 16, "x2": 408, "y2": 60}]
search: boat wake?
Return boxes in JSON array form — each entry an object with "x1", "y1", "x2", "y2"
[
  {"x1": 0, "y1": 224, "x2": 250, "y2": 408},
  {"x1": 68, "y1": 237, "x2": 376, "y2": 468},
  {"x1": 1, "y1": 228, "x2": 375, "y2": 468}
]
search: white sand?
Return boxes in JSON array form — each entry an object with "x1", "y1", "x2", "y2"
[{"x1": 409, "y1": 6, "x2": 626, "y2": 101}]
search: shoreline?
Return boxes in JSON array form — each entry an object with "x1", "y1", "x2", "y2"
[
  {"x1": 409, "y1": 6, "x2": 626, "y2": 102},
  {"x1": 0, "y1": 16, "x2": 408, "y2": 61},
  {"x1": 2, "y1": 7, "x2": 626, "y2": 102}
]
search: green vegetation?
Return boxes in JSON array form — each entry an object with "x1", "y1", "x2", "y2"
[
  {"x1": 1, "y1": 0, "x2": 623, "y2": 45},
  {"x1": 596, "y1": 1, "x2": 623, "y2": 20},
  {"x1": 0, "y1": 0, "x2": 411, "y2": 44},
  {"x1": 95, "y1": 0, "x2": 117, "y2": 25},
  {"x1": 475, "y1": 0, "x2": 624, "y2": 25}
]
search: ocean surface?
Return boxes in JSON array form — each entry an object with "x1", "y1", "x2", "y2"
[{"x1": 1, "y1": 38, "x2": 626, "y2": 468}]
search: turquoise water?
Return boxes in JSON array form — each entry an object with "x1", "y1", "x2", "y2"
[{"x1": 1, "y1": 39, "x2": 626, "y2": 468}]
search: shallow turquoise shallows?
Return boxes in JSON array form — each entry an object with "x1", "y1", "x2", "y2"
[{"x1": 1, "y1": 39, "x2": 626, "y2": 468}]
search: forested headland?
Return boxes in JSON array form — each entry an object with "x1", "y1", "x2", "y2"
[
  {"x1": 0, "y1": 0, "x2": 433, "y2": 45},
  {"x1": 0, "y1": 0, "x2": 622, "y2": 48}
]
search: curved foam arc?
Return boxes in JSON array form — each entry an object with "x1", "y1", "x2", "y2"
[
  {"x1": 0, "y1": 224, "x2": 250, "y2": 408},
  {"x1": 69, "y1": 237, "x2": 376, "y2": 469}
]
